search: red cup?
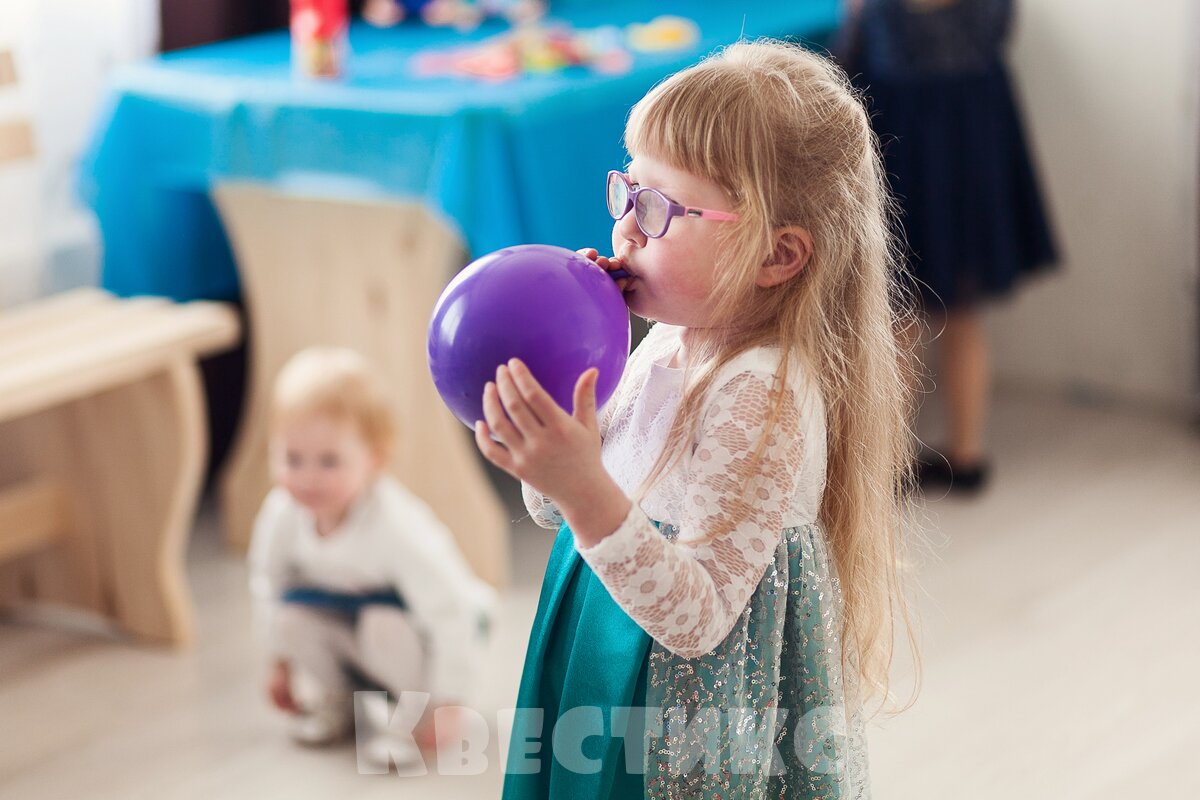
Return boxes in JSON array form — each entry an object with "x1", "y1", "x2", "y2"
[{"x1": 291, "y1": 0, "x2": 349, "y2": 78}]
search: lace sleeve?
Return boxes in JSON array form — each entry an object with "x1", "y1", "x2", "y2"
[
  {"x1": 577, "y1": 370, "x2": 808, "y2": 658},
  {"x1": 522, "y1": 481, "x2": 564, "y2": 530}
]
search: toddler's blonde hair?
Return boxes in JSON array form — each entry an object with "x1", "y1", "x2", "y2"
[
  {"x1": 626, "y1": 40, "x2": 919, "y2": 707},
  {"x1": 270, "y1": 347, "x2": 396, "y2": 457}
]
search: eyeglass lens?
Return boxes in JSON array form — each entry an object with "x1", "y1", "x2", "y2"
[
  {"x1": 607, "y1": 172, "x2": 670, "y2": 238},
  {"x1": 634, "y1": 190, "x2": 667, "y2": 237},
  {"x1": 607, "y1": 172, "x2": 628, "y2": 219}
]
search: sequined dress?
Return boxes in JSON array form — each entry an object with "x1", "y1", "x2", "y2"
[{"x1": 503, "y1": 323, "x2": 870, "y2": 799}]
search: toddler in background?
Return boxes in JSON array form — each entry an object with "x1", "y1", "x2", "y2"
[{"x1": 249, "y1": 347, "x2": 494, "y2": 765}]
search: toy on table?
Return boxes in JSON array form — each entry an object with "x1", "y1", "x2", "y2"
[
  {"x1": 427, "y1": 244, "x2": 631, "y2": 428},
  {"x1": 409, "y1": 15, "x2": 698, "y2": 81},
  {"x1": 363, "y1": 0, "x2": 545, "y2": 31},
  {"x1": 291, "y1": 0, "x2": 349, "y2": 78},
  {"x1": 625, "y1": 15, "x2": 700, "y2": 53},
  {"x1": 411, "y1": 22, "x2": 632, "y2": 80}
]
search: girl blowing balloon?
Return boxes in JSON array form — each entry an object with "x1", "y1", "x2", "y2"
[{"x1": 476, "y1": 40, "x2": 917, "y2": 799}]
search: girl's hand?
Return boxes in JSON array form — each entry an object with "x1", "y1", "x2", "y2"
[
  {"x1": 474, "y1": 359, "x2": 631, "y2": 547},
  {"x1": 475, "y1": 359, "x2": 604, "y2": 497},
  {"x1": 576, "y1": 247, "x2": 632, "y2": 293},
  {"x1": 268, "y1": 659, "x2": 300, "y2": 714}
]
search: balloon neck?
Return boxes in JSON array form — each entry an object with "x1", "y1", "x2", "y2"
[{"x1": 608, "y1": 269, "x2": 630, "y2": 280}]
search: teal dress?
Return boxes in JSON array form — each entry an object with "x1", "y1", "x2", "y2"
[
  {"x1": 503, "y1": 523, "x2": 651, "y2": 798},
  {"x1": 503, "y1": 520, "x2": 872, "y2": 799}
]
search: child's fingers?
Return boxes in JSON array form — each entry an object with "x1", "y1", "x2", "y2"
[
  {"x1": 496, "y1": 364, "x2": 543, "y2": 431},
  {"x1": 474, "y1": 420, "x2": 515, "y2": 472},
  {"x1": 572, "y1": 368, "x2": 599, "y2": 429},
  {"x1": 576, "y1": 248, "x2": 627, "y2": 274},
  {"x1": 481, "y1": 381, "x2": 523, "y2": 446},
  {"x1": 579, "y1": 248, "x2": 614, "y2": 272},
  {"x1": 507, "y1": 359, "x2": 563, "y2": 422}
]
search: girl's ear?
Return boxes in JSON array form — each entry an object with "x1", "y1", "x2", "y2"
[{"x1": 756, "y1": 226, "x2": 813, "y2": 288}]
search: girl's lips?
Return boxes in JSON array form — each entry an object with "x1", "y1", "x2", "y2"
[{"x1": 611, "y1": 255, "x2": 636, "y2": 290}]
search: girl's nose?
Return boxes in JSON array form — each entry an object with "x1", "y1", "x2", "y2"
[{"x1": 616, "y1": 209, "x2": 646, "y2": 247}]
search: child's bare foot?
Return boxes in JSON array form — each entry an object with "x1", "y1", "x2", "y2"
[{"x1": 289, "y1": 693, "x2": 353, "y2": 746}]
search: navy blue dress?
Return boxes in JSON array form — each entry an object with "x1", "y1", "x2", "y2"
[{"x1": 845, "y1": 0, "x2": 1058, "y2": 310}]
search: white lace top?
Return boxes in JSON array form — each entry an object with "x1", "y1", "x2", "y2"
[{"x1": 522, "y1": 322, "x2": 827, "y2": 659}]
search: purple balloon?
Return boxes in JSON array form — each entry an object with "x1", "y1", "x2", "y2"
[{"x1": 427, "y1": 244, "x2": 631, "y2": 428}]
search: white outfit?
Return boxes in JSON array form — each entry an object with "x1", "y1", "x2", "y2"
[
  {"x1": 249, "y1": 474, "x2": 494, "y2": 702},
  {"x1": 522, "y1": 321, "x2": 827, "y2": 658}
]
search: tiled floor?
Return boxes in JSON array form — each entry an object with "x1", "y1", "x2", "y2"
[{"x1": 2, "y1": 388, "x2": 1198, "y2": 799}]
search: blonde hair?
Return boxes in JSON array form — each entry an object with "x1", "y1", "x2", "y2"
[
  {"x1": 270, "y1": 347, "x2": 396, "y2": 457},
  {"x1": 626, "y1": 40, "x2": 919, "y2": 706}
]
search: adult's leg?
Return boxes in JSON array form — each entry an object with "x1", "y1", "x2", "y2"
[{"x1": 937, "y1": 307, "x2": 990, "y2": 466}]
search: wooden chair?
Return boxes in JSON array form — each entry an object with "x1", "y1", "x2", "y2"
[{"x1": 0, "y1": 289, "x2": 240, "y2": 646}]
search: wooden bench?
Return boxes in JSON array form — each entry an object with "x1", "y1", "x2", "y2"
[{"x1": 0, "y1": 289, "x2": 240, "y2": 646}]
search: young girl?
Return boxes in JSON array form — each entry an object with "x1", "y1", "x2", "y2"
[
  {"x1": 249, "y1": 347, "x2": 494, "y2": 763},
  {"x1": 475, "y1": 41, "x2": 915, "y2": 798}
]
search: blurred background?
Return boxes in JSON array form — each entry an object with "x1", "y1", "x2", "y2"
[{"x1": 1, "y1": 1, "x2": 1197, "y2": 798}]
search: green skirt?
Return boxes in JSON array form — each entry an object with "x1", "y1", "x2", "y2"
[{"x1": 503, "y1": 522, "x2": 652, "y2": 799}]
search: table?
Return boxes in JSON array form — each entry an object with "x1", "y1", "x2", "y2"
[{"x1": 79, "y1": 1, "x2": 841, "y2": 587}]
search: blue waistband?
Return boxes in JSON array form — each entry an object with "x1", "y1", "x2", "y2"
[{"x1": 281, "y1": 587, "x2": 406, "y2": 614}]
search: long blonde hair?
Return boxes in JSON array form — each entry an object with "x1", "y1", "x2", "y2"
[{"x1": 626, "y1": 40, "x2": 918, "y2": 705}]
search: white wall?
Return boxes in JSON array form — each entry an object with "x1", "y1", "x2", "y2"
[
  {"x1": 993, "y1": 0, "x2": 1200, "y2": 415},
  {"x1": 0, "y1": 0, "x2": 158, "y2": 309}
]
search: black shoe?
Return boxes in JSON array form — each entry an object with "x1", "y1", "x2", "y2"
[{"x1": 915, "y1": 450, "x2": 990, "y2": 495}]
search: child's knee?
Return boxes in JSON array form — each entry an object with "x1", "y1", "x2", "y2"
[
  {"x1": 270, "y1": 603, "x2": 339, "y2": 656},
  {"x1": 356, "y1": 606, "x2": 425, "y2": 688},
  {"x1": 357, "y1": 605, "x2": 421, "y2": 652},
  {"x1": 272, "y1": 603, "x2": 318, "y2": 640}
]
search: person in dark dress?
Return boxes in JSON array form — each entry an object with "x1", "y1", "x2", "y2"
[{"x1": 841, "y1": 0, "x2": 1059, "y2": 492}]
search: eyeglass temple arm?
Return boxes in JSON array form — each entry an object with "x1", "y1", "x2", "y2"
[{"x1": 682, "y1": 206, "x2": 739, "y2": 220}]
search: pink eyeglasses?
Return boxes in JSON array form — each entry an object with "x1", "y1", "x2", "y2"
[{"x1": 606, "y1": 170, "x2": 739, "y2": 238}]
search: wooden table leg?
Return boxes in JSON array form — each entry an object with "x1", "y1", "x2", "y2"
[
  {"x1": 212, "y1": 184, "x2": 510, "y2": 588},
  {"x1": 0, "y1": 359, "x2": 204, "y2": 646}
]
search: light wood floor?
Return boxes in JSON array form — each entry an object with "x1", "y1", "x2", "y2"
[{"x1": 2, "y1": 388, "x2": 1198, "y2": 799}]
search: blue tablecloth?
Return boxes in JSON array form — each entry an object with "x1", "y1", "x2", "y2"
[{"x1": 80, "y1": 1, "x2": 840, "y2": 302}]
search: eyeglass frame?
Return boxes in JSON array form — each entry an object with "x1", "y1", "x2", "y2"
[{"x1": 606, "y1": 170, "x2": 739, "y2": 239}]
